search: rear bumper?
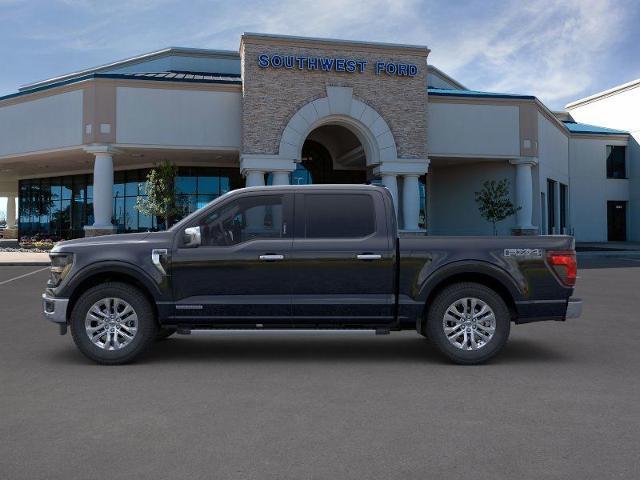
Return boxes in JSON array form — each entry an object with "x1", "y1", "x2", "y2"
[
  {"x1": 514, "y1": 297, "x2": 581, "y2": 323},
  {"x1": 565, "y1": 298, "x2": 582, "y2": 319},
  {"x1": 42, "y1": 294, "x2": 69, "y2": 324}
]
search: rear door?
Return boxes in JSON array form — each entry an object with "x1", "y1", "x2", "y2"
[{"x1": 289, "y1": 189, "x2": 396, "y2": 324}]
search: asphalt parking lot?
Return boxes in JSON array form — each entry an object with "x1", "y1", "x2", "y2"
[{"x1": 1, "y1": 255, "x2": 639, "y2": 480}]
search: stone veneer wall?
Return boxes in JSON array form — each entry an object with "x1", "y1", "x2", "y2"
[{"x1": 240, "y1": 37, "x2": 428, "y2": 160}]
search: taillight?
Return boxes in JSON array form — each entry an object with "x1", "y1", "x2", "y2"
[{"x1": 547, "y1": 250, "x2": 577, "y2": 286}]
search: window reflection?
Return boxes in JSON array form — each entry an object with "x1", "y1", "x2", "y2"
[{"x1": 18, "y1": 167, "x2": 242, "y2": 239}]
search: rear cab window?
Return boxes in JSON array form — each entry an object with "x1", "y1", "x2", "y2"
[{"x1": 303, "y1": 193, "x2": 376, "y2": 239}]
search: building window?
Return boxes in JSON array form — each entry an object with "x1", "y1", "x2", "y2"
[
  {"x1": 547, "y1": 179, "x2": 556, "y2": 235},
  {"x1": 606, "y1": 145, "x2": 626, "y2": 179},
  {"x1": 560, "y1": 183, "x2": 568, "y2": 233},
  {"x1": 419, "y1": 176, "x2": 427, "y2": 230},
  {"x1": 18, "y1": 166, "x2": 242, "y2": 240}
]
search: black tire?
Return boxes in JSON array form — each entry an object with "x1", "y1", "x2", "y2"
[
  {"x1": 156, "y1": 327, "x2": 177, "y2": 341},
  {"x1": 425, "y1": 282, "x2": 510, "y2": 365},
  {"x1": 70, "y1": 282, "x2": 158, "y2": 365}
]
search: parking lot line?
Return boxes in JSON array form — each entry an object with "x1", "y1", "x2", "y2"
[{"x1": 0, "y1": 267, "x2": 49, "y2": 287}]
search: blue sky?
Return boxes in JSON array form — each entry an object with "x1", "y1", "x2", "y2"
[
  {"x1": 1, "y1": 0, "x2": 639, "y2": 217},
  {"x1": 1, "y1": 0, "x2": 639, "y2": 108}
]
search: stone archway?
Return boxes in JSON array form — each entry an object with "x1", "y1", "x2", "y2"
[
  {"x1": 278, "y1": 86, "x2": 398, "y2": 166},
  {"x1": 240, "y1": 85, "x2": 429, "y2": 231}
]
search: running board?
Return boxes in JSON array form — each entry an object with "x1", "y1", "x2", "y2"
[{"x1": 176, "y1": 328, "x2": 391, "y2": 336}]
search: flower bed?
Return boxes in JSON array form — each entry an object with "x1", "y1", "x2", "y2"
[{"x1": 17, "y1": 236, "x2": 64, "y2": 252}]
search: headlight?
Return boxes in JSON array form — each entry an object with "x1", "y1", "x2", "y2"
[{"x1": 48, "y1": 253, "x2": 73, "y2": 288}]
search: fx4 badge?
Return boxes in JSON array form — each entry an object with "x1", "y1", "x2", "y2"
[{"x1": 503, "y1": 248, "x2": 543, "y2": 257}]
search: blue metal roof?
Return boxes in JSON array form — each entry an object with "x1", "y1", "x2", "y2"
[
  {"x1": 0, "y1": 71, "x2": 242, "y2": 102},
  {"x1": 562, "y1": 121, "x2": 628, "y2": 135},
  {"x1": 428, "y1": 87, "x2": 535, "y2": 100}
]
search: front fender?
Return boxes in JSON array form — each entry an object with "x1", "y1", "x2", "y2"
[{"x1": 56, "y1": 260, "x2": 168, "y2": 301}]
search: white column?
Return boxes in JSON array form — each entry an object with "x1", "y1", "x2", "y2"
[
  {"x1": 92, "y1": 153, "x2": 114, "y2": 228},
  {"x1": 271, "y1": 171, "x2": 290, "y2": 186},
  {"x1": 245, "y1": 170, "x2": 265, "y2": 187},
  {"x1": 243, "y1": 170, "x2": 265, "y2": 231},
  {"x1": 240, "y1": 154, "x2": 295, "y2": 187},
  {"x1": 6, "y1": 195, "x2": 16, "y2": 229},
  {"x1": 510, "y1": 158, "x2": 537, "y2": 231},
  {"x1": 401, "y1": 175, "x2": 420, "y2": 231},
  {"x1": 374, "y1": 159, "x2": 429, "y2": 230},
  {"x1": 381, "y1": 174, "x2": 399, "y2": 221},
  {"x1": 84, "y1": 145, "x2": 117, "y2": 235},
  {"x1": 269, "y1": 171, "x2": 289, "y2": 232}
]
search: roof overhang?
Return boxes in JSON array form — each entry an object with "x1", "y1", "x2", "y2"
[
  {"x1": 565, "y1": 78, "x2": 640, "y2": 109},
  {"x1": 428, "y1": 88, "x2": 628, "y2": 140},
  {"x1": 2, "y1": 72, "x2": 241, "y2": 105}
]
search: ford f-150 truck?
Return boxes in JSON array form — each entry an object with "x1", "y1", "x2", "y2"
[{"x1": 42, "y1": 184, "x2": 581, "y2": 365}]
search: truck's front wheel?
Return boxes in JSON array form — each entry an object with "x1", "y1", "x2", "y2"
[
  {"x1": 426, "y1": 282, "x2": 510, "y2": 365},
  {"x1": 70, "y1": 282, "x2": 158, "y2": 365}
]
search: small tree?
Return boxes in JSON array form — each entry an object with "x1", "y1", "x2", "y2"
[
  {"x1": 474, "y1": 179, "x2": 520, "y2": 235},
  {"x1": 136, "y1": 161, "x2": 182, "y2": 229}
]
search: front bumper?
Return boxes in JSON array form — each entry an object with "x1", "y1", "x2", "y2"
[
  {"x1": 42, "y1": 293, "x2": 69, "y2": 324},
  {"x1": 565, "y1": 298, "x2": 582, "y2": 319}
]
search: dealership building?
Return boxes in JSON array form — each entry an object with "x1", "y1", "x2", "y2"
[{"x1": 0, "y1": 33, "x2": 637, "y2": 241}]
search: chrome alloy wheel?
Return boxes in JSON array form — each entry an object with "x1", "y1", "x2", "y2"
[
  {"x1": 442, "y1": 297, "x2": 496, "y2": 351},
  {"x1": 84, "y1": 297, "x2": 138, "y2": 350}
]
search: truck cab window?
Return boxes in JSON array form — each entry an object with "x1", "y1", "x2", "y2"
[
  {"x1": 304, "y1": 194, "x2": 375, "y2": 238},
  {"x1": 198, "y1": 195, "x2": 287, "y2": 246}
]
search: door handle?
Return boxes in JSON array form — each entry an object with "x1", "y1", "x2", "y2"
[
  {"x1": 356, "y1": 254, "x2": 382, "y2": 260},
  {"x1": 259, "y1": 254, "x2": 284, "y2": 261}
]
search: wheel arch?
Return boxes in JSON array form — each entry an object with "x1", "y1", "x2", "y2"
[
  {"x1": 65, "y1": 263, "x2": 161, "y2": 323},
  {"x1": 417, "y1": 262, "x2": 519, "y2": 334}
]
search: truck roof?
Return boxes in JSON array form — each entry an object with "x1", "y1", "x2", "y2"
[{"x1": 239, "y1": 184, "x2": 386, "y2": 193}]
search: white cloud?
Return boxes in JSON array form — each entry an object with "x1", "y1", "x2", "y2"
[
  {"x1": 425, "y1": 0, "x2": 631, "y2": 107},
  {"x1": 3, "y1": 0, "x2": 635, "y2": 108}
]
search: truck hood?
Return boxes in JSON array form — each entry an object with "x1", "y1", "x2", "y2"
[{"x1": 51, "y1": 231, "x2": 171, "y2": 253}]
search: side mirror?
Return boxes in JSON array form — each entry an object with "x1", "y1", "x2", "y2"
[{"x1": 183, "y1": 226, "x2": 201, "y2": 247}]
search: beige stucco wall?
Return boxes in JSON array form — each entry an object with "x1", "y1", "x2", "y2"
[
  {"x1": 427, "y1": 101, "x2": 520, "y2": 157},
  {"x1": 569, "y1": 136, "x2": 629, "y2": 241},
  {"x1": 0, "y1": 90, "x2": 83, "y2": 157},
  {"x1": 428, "y1": 161, "x2": 517, "y2": 235},
  {"x1": 116, "y1": 86, "x2": 242, "y2": 148},
  {"x1": 567, "y1": 85, "x2": 640, "y2": 241},
  {"x1": 240, "y1": 36, "x2": 428, "y2": 160}
]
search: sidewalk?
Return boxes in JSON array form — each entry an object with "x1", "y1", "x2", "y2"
[{"x1": 0, "y1": 252, "x2": 50, "y2": 266}]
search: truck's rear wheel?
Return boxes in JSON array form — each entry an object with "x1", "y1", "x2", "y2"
[
  {"x1": 426, "y1": 282, "x2": 510, "y2": 365},
  {"x1": 70, "y1": 282, "x2": 158, "y2": 365}
]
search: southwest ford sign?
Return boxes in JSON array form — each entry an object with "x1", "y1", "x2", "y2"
[{"x1": 257, "y1": 54, "x2": 418, "y2": 77}]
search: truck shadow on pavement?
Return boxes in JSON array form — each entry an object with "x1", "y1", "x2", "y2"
[{"x1": 49, "y1": 336, "x2": 568, "y2": 366}]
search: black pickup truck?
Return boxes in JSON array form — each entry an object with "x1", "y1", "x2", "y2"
[{"x1": 43, "y1": 184, "x2": 581, "y2": 365}]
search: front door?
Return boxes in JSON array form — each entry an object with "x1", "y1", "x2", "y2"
[
  {"x1": 607, "y1": 201, "x2": 627, "y2": 241},
  {"x1": 170, "y1": 192, "x2": 293, "y2": 323},
  {"x1": 289, "y1": 189, "x2": 396, "y2": 325}
]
